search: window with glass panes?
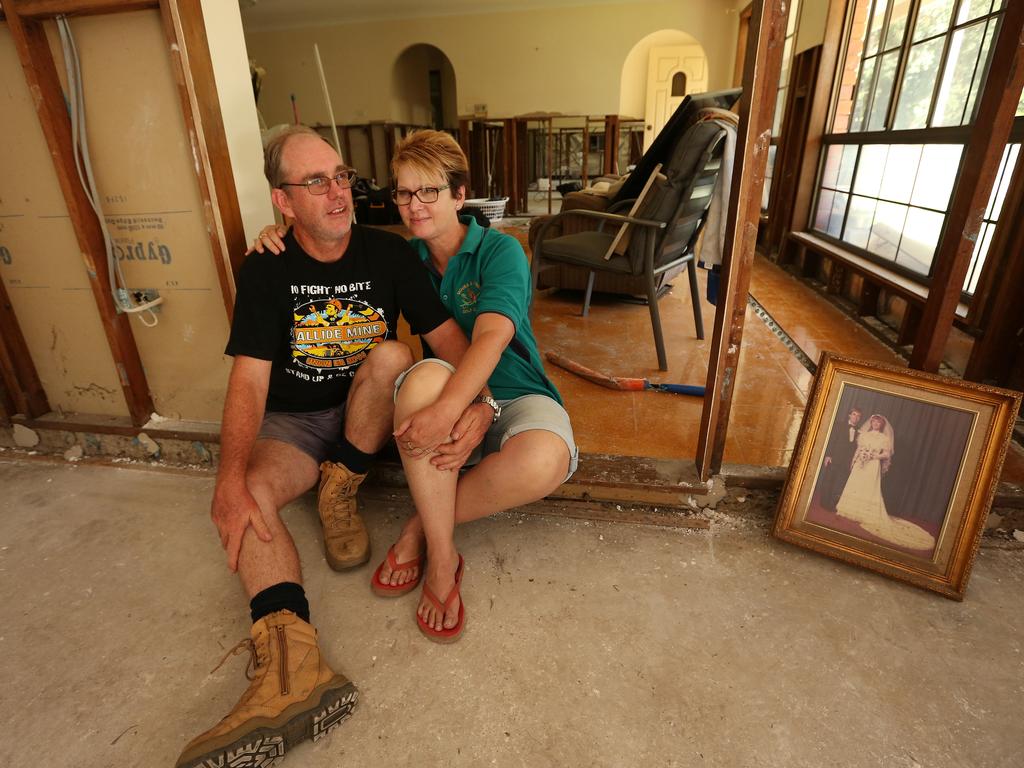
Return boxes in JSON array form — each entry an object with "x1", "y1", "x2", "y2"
[
  {"x1": 762, "y1": 0, "x2": 802, "y2": 212},
  {"x1": 811, "y1": 0, "x2": 1021, "y2": 295}
]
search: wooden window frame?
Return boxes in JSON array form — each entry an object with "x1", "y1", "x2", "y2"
[{"x1": 807, "y1": 0, "x2": 1020, "y2": 301}]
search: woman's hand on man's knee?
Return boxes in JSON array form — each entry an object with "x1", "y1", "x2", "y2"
[{"x1": 428, "y1": 402, "x2": 491, "y2": 471}]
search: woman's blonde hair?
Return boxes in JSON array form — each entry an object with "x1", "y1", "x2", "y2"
[{"x1": 391, "y1": 130, "x2": 469, "y2": 194}]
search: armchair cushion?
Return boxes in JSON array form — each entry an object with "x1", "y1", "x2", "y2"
[{"x1": 537, "y1": 231, "x2": 634, "y2": 274}]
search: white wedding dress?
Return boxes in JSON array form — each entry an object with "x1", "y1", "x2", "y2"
[{"x1": 835, "y1": 426, "x2": 935, "y2": 551}]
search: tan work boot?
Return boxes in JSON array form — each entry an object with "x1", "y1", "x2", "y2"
[
  {"x1": 175, "y1": 610, "x2": 357, "y2": 768},
  {"x1": 317, "y1": 460, "x2": 370, "y2": 571}
]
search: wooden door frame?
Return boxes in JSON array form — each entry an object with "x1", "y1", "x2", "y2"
[{"x1": 695, "y1": 0, "x2": 792, "y2": 480}]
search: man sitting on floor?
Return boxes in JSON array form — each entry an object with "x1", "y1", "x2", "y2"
[{"x1": 175, "y1": 126, "x2": 471, "y2": 768}]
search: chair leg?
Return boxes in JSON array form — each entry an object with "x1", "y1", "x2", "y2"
[
  {"x1": 529, "y1": 249, "x2": 542, "y2": 291},
  {"x1": 581, "y1": 271, "x2": 595, "y2": 317},
  {"x1": 646, "y1": 271, "x2": 668, "y2": 371},
  {"x1": 686, "y1": 258, "x2": 705, "y2": 340}
]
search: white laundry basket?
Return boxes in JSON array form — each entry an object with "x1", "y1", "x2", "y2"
[{"x1": 465, "y1": 197, "x2": 509, "y2": 222}]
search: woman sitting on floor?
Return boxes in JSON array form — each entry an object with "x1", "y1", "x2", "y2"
[{"x1": 254, "y1": 130, "x2": 578, "y2": 642}]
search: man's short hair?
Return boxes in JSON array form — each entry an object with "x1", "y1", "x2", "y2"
[
  {"x1": 263, "y1": 125, "x2": 333, "y2": 189},
  {"x1": 850, "y1": 408, "x2": 862, "y2": 415},
  {"x1": 390, "y1": 130, "x2": 469, "y2": 194}
]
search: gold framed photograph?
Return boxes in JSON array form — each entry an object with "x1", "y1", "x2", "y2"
[{"x1": 772, "y1": 353, "x2": 1021, "y2": 600}]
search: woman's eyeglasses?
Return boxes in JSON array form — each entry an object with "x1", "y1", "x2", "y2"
[{"x1": 392, "y1": 184, "x2": 451, "y2": 205}]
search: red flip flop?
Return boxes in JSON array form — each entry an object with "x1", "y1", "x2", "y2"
[
  {"x1": 370, "y1": 545, "x2": 423, "y2": 597},
  {"x1": 417, "y1": 554, "x2": 465, "y2": 644}
]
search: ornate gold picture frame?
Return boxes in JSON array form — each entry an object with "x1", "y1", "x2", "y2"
[{"x1": 773, "y1": 354, "x2": 1021, "y2": 600}]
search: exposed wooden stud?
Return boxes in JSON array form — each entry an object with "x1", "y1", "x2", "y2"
[
  {"x1": 965, "y1": 154, "x2": 1024, "y2": 384},
  {"x1": 342, "y1": 125, "x2": 352, "y2": 167},
  {"x1": 790, "y1": 0, "x2": 846, "y2": 240},
  {"x1": 501, "y1": 118, "x2": 515, "y2": 214},
  {"x1": 0, "y1": 381, "x2": 14, "y2": 424},
  {"x1": 763, "y1": 45, "x2": 822, "y2": 255},
  {"x1": 734, "y1": 3, "x2": 752, "y2": 88},
  {"x1": 383, "y1": 123, "x2": 396, "y2": 186},
  {"x1": 858, "y1": 281, "x2": 880, "y2": 317},
  {"x1": 965, "y1": 144, "x2": 1024, "y2": 331},
  {"x1": 515, "y1": 119, "x2": 529, "y2": 213},
  {"x1": 898, "y1": 304, "x2": 921, "y2": 347},
  {"x1": 581, "y1": 118, "x2": 590, "y2": 188},
  {"x1": 5, "y1": 7, "x2": 154, "y2": 426},
  {"x1": 909, "y1": 0, "x2": 1024, "y2": 372},
  {"x1": 603, "y1": 114, "x2": 620, "y2": 176},
  {"x1": 13, "y1": 0, "x2": 156, "y2": 18},
  {"x1": 801, "y1": 248, "x2": 819, "y2": 278},
  {"x1": 0, "y1": 278, "x2": 50, "y2": 417},
  {"x1": 545, "y1": 117, "x2": 553, "y2": 214},
  {"x1": 158, "y1": 0, "x2": 246, "y2": 319},
  {"x1": 365, "y1": 125, "x2": 378, "y2": 183},
  {"x1": 826, "y1": 262, "x2": 844, "y2": 294},
  {"x1": 457, "y1": 117, "x2": 471, "y2": 173},
  {"x1": 695, "y1": 0, "x2": 790, "y2": 481}
]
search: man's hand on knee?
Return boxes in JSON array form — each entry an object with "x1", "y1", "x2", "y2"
[{"x1": 211, "y1": 482, "x2": 273, "y2": 572}]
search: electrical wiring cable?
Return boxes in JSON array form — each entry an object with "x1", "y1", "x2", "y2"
[{"x1": 57, "y1": 15, "x2": 163, "y2": 327}]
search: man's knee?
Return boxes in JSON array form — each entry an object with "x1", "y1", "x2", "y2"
[
  {"x1": 395, "y1": 360, "x2": 453, "y2": 408},
  {"x1": 359, "y1": 341, "x2": 414, "y2": 385}
]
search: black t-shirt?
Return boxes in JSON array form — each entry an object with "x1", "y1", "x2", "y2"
[{"x1": 225, "y1": 225, "x2": 450, "y2": 412}]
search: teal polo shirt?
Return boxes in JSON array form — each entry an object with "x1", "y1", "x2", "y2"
[{"x1": 410, "y1": 216, "x2": 563, "y2": 404}]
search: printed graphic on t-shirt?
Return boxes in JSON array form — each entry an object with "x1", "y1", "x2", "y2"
[
  {"x1": 456, "y1": 280, "x2": 481, "y2": 315},
  {"x1": 290, "y1": 286, "x2": 389, "y2": 375}
]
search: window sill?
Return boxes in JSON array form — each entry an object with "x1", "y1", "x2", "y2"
[{"x1": 788, "y1": 231, "x2": 968, "y2": 320}]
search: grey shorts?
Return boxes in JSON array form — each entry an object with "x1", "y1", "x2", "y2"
[
  {"x1": 256, "y1": 403, "x2": 346, "y2": 465},
  {"x1": 394, "y1": 358, "x2": 579, "y2": 481}
]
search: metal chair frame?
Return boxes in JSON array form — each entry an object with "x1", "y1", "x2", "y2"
[{"x1": 531, "y1": 129, "x2": 726, "y2": 370}]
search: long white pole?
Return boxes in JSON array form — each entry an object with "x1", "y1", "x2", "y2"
[{"x1": 313, "y1": 43, "x2": 342, "y2": 159}]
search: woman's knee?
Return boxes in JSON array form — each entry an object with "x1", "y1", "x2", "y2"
[
  {"x1": 395, "y1": 360, "x2": 453, "y2": 410},
  {"x1": 505, "y1": 430, "x2": 571, "y2": 489}
]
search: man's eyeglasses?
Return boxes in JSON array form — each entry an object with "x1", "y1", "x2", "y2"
[
  {"x1": 280, "y1": 169, "x2": 357, "y2": 195},
  {"x1": 392, "y1": 184, "x2": 451, "y2": 205}
]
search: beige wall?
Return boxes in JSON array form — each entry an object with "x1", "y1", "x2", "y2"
[{"x1": 245, "y1": 1, "x2": 739, "y2": 126}]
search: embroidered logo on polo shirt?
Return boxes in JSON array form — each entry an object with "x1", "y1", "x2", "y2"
[
  {"x1": 291, "y1": 297, "x2": 388, "y2": 371},
  {"x1": 456, "y1": 281, "x2": 481, "y2": 314}
]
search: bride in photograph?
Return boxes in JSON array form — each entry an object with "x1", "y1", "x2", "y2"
[{"x1": 836, "y1": 414, "x2": 935, "y2": 550}]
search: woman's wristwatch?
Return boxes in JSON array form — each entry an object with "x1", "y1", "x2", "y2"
[{"x1": 474, "y1": 394, "x2": 502, "y2": 423}]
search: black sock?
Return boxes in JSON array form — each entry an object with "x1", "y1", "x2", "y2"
[
  {"x1": 327, "y1": 435, "x2": 375, "y2": 474},
  {"x1": 250, "y1": 582, "x2": 310, "y2": 624}
]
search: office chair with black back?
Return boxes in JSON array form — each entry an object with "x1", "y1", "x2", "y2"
[{"x1": 530, "y1": 118, "x2": 728, "y2": 371}]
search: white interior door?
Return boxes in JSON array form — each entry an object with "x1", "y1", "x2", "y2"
[{"x1": 643, "y1": 45, "x2": 708, "y2": 152}]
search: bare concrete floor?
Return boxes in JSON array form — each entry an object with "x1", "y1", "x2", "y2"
[{"x1": 2, "y1": 457, "x2": 1023, "y2": 768}]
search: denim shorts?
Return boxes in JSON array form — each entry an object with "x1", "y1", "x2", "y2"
[{"x1": 394, "y1": 358, "x2": 579, "y2": 481}]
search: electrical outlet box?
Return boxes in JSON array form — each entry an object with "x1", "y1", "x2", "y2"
[
  {"x1": 117, "y1": 288, "x2": 162, "y2": 312},
  {"x1": 131, "y1": 288, "x2": 161, "y2": 309}
]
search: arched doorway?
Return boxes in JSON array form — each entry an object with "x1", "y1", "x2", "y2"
[
  {"x1": 619, "y1": 30, "x2": 708, "y2": 153},
  {"x1": 391, "y1": 44, "x2": 457, "y2": 131}
]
